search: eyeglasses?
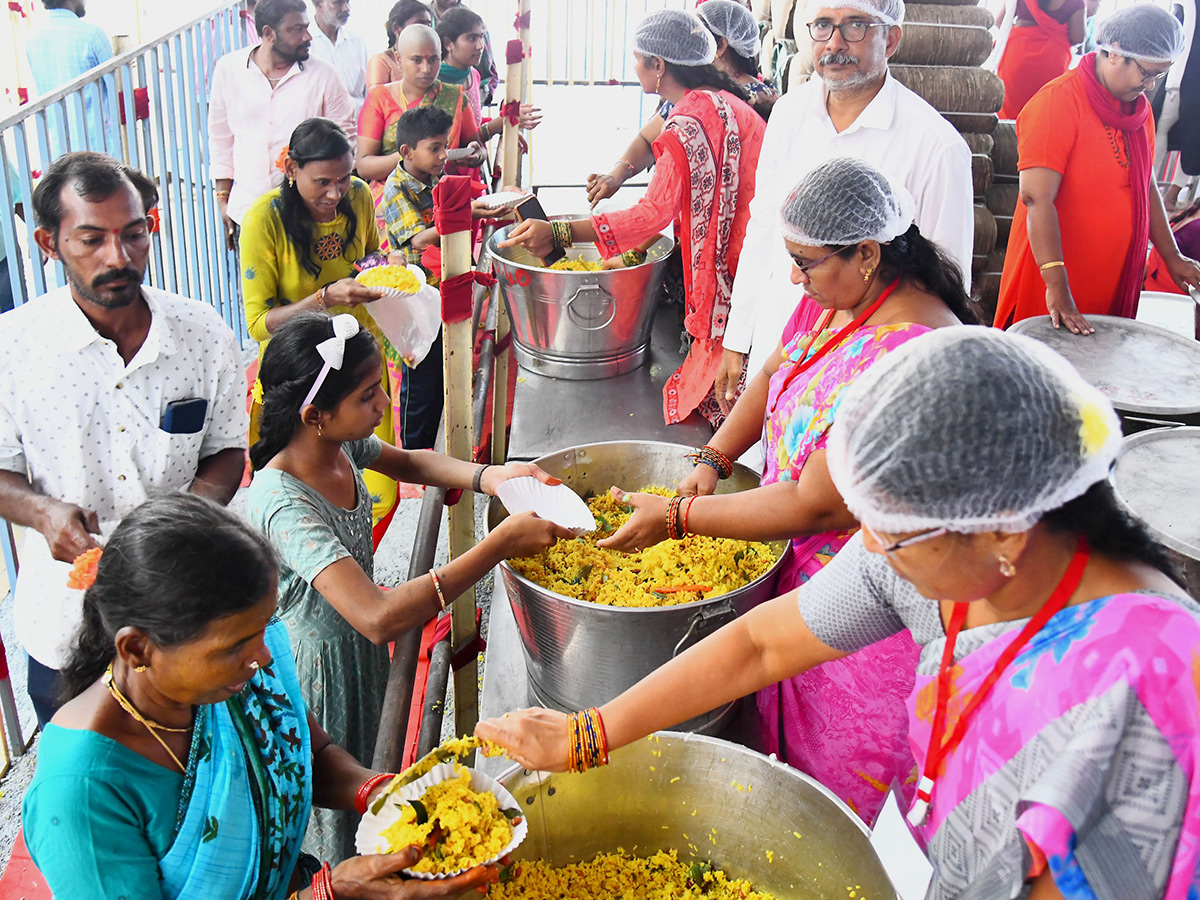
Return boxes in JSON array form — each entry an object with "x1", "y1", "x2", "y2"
[
  {"x1": 1126, "y1": 56, "x2": 1168, "y2": 86},
  {"x1": 807, "y1": 20, "x2": 888, "y2": 43},
  {"x1": 862, "y1": 524, "x2": 948, "y2": 554},
  {"x1": 789, "y1": 246, "x2": 846, "y2": 277}
]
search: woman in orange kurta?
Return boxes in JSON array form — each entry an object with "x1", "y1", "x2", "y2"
[
  {"x1": 996, "y1": 0, "x2": 1085, "y2": 120},
  {"x1": 995, "y1": 8, "x2": 1200, "y2": 333}
]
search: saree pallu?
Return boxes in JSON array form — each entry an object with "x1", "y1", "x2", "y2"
[
  {"x1": 756, "y1": 321, "x2": 928, "y2": 826},
  {"x1": 910, "y1": 593, "x2": 1200, "y2": 900},
  {"x1": 159, "y1": 619, "x2": 312, "y2": 900},
  {"x1": 997, "y1": 7, "x2": 1072, "y2": 120}
]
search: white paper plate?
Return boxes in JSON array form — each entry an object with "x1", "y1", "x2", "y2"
[
  {"x1": 355, "y1": 762, "x2": 528, "y2": 879},
  {"x1": 476, "y1": 190, "x2": 530, "y2": 210},
  {"x1": 496, "y1": 476, "x2": 596, "y2": 532},
  {"x1": 356, "y1": 263, "x2": 427, "y2": 298}
]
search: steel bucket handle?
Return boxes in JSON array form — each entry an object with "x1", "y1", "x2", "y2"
[
  {"x1": 565, "y1": 283, "x2": 617, "y2": 331},
  {"x1": 672, "y1": 599, "x2": 736, "y2": 658}
]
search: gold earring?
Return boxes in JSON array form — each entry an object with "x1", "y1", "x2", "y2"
[
  {"x1": 655, "y1": 70, "x2": 662, "y2": 93},
  {"x1": 317, "y1": 421, "x2": 324, "y2": 437},
  {"x1": 998, "y1": 556, "x2": 1016, "y2": 578},
  {"x1": 863, "y1": 266, "x2": 875, "y2": 283},
  {"x1": 134, "y1": 664, "x2": 148, "y2": 673},
  {"x1": 288, "y1": 176, "x2": 295, "y2": 188}
]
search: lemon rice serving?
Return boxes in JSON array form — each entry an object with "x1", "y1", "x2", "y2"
[
  {"x1": 357, "y1": 264, "x2": 421, "y2": 292},
  {"x1": 378, "y1": 766, "x2": 517, "y2": 875},
  {"x1": 487, "y1": 849, "x2": 777, "y2": 900},
  {"x1": 509, "y1": 489, "x2": 776, "y2": 607},
  {"x1": 547, "y1": 258, "x2": 602, "y2": 272}
]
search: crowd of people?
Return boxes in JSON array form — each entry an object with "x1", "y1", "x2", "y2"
[{"x1": 3, "y1": 0, "x2": 1200, "y2": 898}]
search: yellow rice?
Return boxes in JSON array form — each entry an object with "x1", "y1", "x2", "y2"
[
  {"x1": 357, "y1": 264, "x2": 421, "y2": 292},
  {"x1": 547, "y1": 257, "x2": 602, "y2": 271},
  {"x1": 487, "y1": 849, "x2": 777, "y2": 899},
  {"x1": 379, "y1": 765, "x2": 515, "y2": 875},
  {"x1": 509, "y1": 489, "x2": 775, "y2": 607}
]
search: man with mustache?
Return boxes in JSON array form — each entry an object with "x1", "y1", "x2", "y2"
[
  {"x1": 0, "y1": 152, "x2": 249, "y2": 727},
  {"x1": 309, "y1": 0, "x2": 369, "y2": 114},
  {"x1": 208, "y1": 0, "x2": 357, "y2": 250},
  {"x1": 715, "y1": 0, "x2": 974, "y2": 434}
]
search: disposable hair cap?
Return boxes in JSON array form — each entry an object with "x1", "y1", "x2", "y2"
[
  {"x1": 634, "y1": 9, "x2": 718, "y2": 66},
  {"x1": 697, "y1": 0, "x2": 762, "y2": 60},
  {"x1": 805, "y1": 0, "x2": 905, "y2": 28},
  {"x1": 826, "y1": 328, "x2": 1123, "y2": 535},
  {"x1": 1096, "y1": 3, "x2": 1184, "y2": 63},
  {"x1": 780, "y1": 157, "x2": 914, "y2": 247}
]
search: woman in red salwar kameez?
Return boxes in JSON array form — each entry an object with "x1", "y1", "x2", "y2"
[{"x1": 500, "y1": 9, "x2": 765, "y2": 428}]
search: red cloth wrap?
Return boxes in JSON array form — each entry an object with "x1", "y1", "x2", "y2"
[
  {"x1": 513, "y1": 10, "x2": 531, "y2": 30},
  {"x1": 433, "y1": 174, "x2": 474, "y2": 236},
  {"x1": 500, "y1": 100, "x2": 521, "y2": 126},
  {"x1": 440, "y1": 271, "x2": 497, "y2": 324},
  {"x1": 9, "y1": 3, "x2": 26, "y2": 18},
  {"x1": 506, "y1": 38, "x2": 525, "y2": 66}
]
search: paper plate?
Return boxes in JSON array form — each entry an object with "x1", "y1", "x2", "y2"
[
  {"x1": 356, "y1": 263, "x2": 427, "y2": 298},
  {"x1": 355, "y1": 762, "x2": 528, "y2": 880},
  {"x1": 476, "y1": 190, "x2": 531, "y2": 210},
  {"x1": 496, "y1": 476, "x2": 596, "y2": 532}
]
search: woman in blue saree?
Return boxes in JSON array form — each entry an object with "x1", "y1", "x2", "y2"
[{"x1": 22, "y1": 494, "x2": 496, "y2": 900}]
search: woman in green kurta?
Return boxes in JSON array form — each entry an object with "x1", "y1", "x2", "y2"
[{"x1": 245, "y1": 312, "x2": 570, "y2": 862}]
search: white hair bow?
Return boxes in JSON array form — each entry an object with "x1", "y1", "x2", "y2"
[{"x1": 301, "y1": 314, "x2": 361, "y2": 410}]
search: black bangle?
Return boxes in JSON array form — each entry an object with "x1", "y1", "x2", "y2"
[{"x1": 472, "y1": 464, "x2": 491, "y2": 493}]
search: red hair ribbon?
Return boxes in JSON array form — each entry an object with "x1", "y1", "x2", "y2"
[
  {"x1": 439, "y1": 270, "x2": 496, "y2": 324},
  {"x1": 513, "y1": 10, "x2": 531, "y2": 30},
  {"x1": 506, "y1": 38, "x2": 525, "y2": 66}
]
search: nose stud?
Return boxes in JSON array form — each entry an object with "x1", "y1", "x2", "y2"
[{"x1": 249, "y1": 660, "x2": 260, "y2": 671}]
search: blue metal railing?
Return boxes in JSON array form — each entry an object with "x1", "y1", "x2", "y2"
[{"x1": 0, "y1": 0, "x2": 251, "y2": 338}]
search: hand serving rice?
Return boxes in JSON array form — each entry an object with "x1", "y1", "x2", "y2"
[
  {"x1": 376, "y1": 765, "x2": 520, "y2": 876},
  {"x1": 356, "y1": 264, "x2": 421, "y2": 293},
  {"x1": 509, "y1": 489, "x2": 775, "y2": 607}
]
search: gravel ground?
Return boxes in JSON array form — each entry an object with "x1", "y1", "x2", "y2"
[{"x1": 0, "y1": 488, "x2": 496, "y2": 873}]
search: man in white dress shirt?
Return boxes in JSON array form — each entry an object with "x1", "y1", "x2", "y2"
[
  {"x1": 0, "y1": 153, "x2": 248, "y2": 726},
  {"x1": 715, "y1": 0, "x2": 974, "y2": 439},
  {"x1": 308, "y1": 0, "x2": 368, "y2": 114},
  {"x1": 208, "y1": 0, "x2": 356, "y2": 249}
]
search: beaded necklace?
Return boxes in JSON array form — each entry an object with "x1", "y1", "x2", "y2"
[{"x1": 1104, "y1": 124, "x2": 1130, "y2": 169}]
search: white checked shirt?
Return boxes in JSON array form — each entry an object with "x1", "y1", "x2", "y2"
[
  {"x1": 0, "y1": 286, "x2": 249, "y2": 668},
  {"x1": 309, "y1": 25, "x2": 368, "y2": 113},
  {"x1": 208, "y1": 46, "x2": 357, "y2": 224},
  {"x1": 724, "y1": 73, "x2": 975, "y2": 383}
]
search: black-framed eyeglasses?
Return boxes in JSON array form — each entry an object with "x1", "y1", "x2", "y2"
[
  {"x1": 862, "y1": 524, "x2": 949, "y2": 554},
  {"x1": 807, "y1": 20, "x2": 888, "y2": 42},
  {"x1": 789, "y1": 246, "x2": 846, "y2": 277},
  {"x1": 1126, "y1": 56, "x2": 1168, "y2": 86}
]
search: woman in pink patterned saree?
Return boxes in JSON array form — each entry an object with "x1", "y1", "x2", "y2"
[{"x1": 602, "y1": 158, "x2": 977, "y2": 826}]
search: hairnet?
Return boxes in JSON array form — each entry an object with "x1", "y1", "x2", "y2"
[
  {"x1": 780, "y1": 157, "x2": 914, "y2": 246},
  {"x1": 1096, "y1": 3, "x2": 1185, "y2": 63},
  {"x1": 826, "y1": 328, "x2": 1123, "y2": 535},
  {"x1": 697, "y1": 1, "x2": 761, "y2": 59},
  {"x1": 634, "y1": 10, "x2": 718, "y2": 66},
  {"x1": 805, "y1": 0, "x2": 905, "y2": 28}
]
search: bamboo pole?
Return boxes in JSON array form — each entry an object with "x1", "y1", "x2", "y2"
[{"x1": 441, "y1": 209, "x2": 479, "y2": 736}]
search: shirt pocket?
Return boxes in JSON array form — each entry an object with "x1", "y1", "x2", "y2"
[{"x1": 150, "y1": 429, "x2": 207, "y2": 487}]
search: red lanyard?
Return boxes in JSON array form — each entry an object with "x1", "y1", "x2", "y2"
[
  {"x1": 769, "y1": 279, "x2": 900, "y2": 415},
  {"x1": 907, "y1": 539, "x2": 1091, "y2": 827}
]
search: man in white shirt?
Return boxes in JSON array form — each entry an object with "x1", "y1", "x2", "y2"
[
  {"x1": 308, "y1": 0, "x2": 368, "y2": 113},
  {"x1": 715, "y1": 0, "x2": 974, "y2": 434},
  {"x1": 208, "y1": 0, "x2": 357, "y2": 249},
  {"x1": 0, "y1": 152, "x2": 248, "y2": 726}
]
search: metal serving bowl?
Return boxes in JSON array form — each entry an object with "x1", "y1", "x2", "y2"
[
  {"x1": 489, "y1": 441, "x2": 792, "y2": 734},
  {"x1": 498, "y1": 731, "x2": 898, "y2": 900}
]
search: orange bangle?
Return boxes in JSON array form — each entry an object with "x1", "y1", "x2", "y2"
[{"x1": 682, "y1": 496, "x2": 696, "y2": 537}]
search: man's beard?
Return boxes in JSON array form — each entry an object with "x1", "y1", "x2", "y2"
[
  {"x1": 818, "y1": 52, "x2": 885, "y2": 92},
  {"x1": 274, "y1": 41, "x2": 311, "y2": 63},
  {"x1": 64, "y1": 261, "x2": 143, "y2": 309}
]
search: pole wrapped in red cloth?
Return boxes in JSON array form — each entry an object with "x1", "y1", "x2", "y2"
[
  {"x1": 433, "y1": 174, "x2": 474, "y2": 236},
  {"x1": 506, "y1": 38, "x2": 525, "y2": 66},
  {"x1": 439, "y1": 271, "x2": 497, "y2": 324}
]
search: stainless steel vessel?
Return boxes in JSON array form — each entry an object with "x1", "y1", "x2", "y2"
[
  {"x1": 488, "y1": 441, "x2": 791, "y2": 734},
  {"x1": 498, "y1": 731, "x2": 898, "y2": 900},
  {"x1": 486, "y1": 225, "x2": 674, "y2": 380}
]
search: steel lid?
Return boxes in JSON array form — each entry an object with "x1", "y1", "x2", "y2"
[{"x1": 1111, "y1": 426, "x2": 1200, "y2": 559}]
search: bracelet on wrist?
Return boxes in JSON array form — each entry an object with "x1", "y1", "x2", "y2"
[
  {"x1": 687, "y1": 445, "x2": 733, "y2": 480},
  {"x1": 355, "y1": 772, "x2": 397, "y2": 815},
  {"x1": 665, "y1": 495, "x2": 684, "y2": 541},
  {"x1": 311, "y1": 862, "x2": 334, "y2": 900},
  {"x1": 614, "y1": 159, "x2": 636, "y2": 176},
  {"x1": 429, "y1": 567, "x2": 447, "y2": 612},
  {"x1": 317, "y1": 285, "x2": 329, "y2": 308},
  {"x1": 472, "y1": 464, "x2": 491, "y2": 493},
  {"x1": 681, "y1": 496, "x2": 696, "y2": 538},
  {"x1": 1039, "y1": 260, "x2": 1065, "y2": 272},
  {"x1": 567, "y1": 707, "x2": 609, "y2": 773},
  {"x1": 621, "y1": 248, "x2": 647, "y2": 267},
  {"x1": 214, "y1": 189, "x2": 231, "y2": 200},
  {"x1": 550, "y1": 219, "x2": 573, "y2": 250}
]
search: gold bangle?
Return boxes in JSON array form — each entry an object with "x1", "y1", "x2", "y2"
[
  {"x1": 317, "y1": 285, "x2": 328, "y2": 308},
  {"x1": 429, "y1": 568, "x2": 447, "y2": 612},
  {"x1": 1039, "y1": 260, "x2": 1066, "y2": 271},
  {"x1": 214, "y1": 190, "x2": 231, "y2": 200}
]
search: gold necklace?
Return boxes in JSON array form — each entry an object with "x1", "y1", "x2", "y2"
[{"x1": 103, "y1": 663, "x2": 190, "y2": 773}]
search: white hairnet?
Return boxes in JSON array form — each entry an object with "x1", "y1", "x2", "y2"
[
  {"x1": 826, "y1": 328, "x2": 1123, "y2": 535},
  {"x1": 1096, "y1": 3, "x2": 1185, "y2": 63},
  {"x1": 780, "y1": 157, "x2": 914, "y2": 246},
  {"x1": 634, "y1": 10, "x2": 718, "y2": 66},
  {"x1": 697, "y1": 0, "x2": 761, "y2": 59},
  {"x1": 805, "y1": 0, "x2": 905, "y2": 28}
]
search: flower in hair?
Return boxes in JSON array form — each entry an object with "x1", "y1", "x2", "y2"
[
  {"x1": 251, "y1": 378, "x2": 265, "y2": 406},
  {"x1": 275, "y1": 146, "x2": 291, "y2": 174},
  {"x1": 67, "y1": 547, "x2": 103, "y2": 590}
]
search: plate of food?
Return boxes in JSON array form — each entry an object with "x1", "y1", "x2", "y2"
[
  {"x1": 356, "y1": 263, "x2": 425, "y2": 298},
  {"x1": 355, "y1": 762, "x2": 527, "y2": 879}
]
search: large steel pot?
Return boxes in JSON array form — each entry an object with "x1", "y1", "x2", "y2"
[
  {"x1": 486, "y1": 224, "x2": 674, "y2": 380},
  {"x1": 498, "y1": 731, "x2": 898, "y2": 900},
  {"x1": 489, "y1": 441, "x2": 791, "y2": 734}
]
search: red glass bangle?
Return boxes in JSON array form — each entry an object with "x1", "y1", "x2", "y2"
[
  {"x1": 355, "y1": 772, "x2": 396, "y2": 816},
  {"x1": 682, "y1": 496, "x2": 696, "y2": 537},
  {"x1": 312, "y1": 862, "x2": 334, "y2": 900}
]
